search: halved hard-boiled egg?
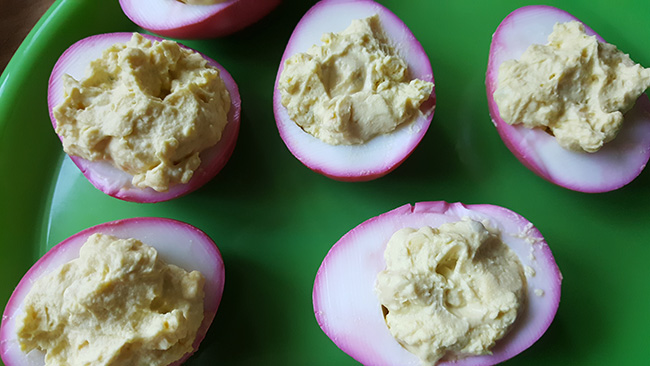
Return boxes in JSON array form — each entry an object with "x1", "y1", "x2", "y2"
[
  {"x1": 486, "y1": 5, "x2": 650, "y2": 193},
  {"x1": 48, "y1": 32, "x2": 241, "y2": 203},
  {"x1": 119, "y1": 0, "x2": 282, "y2": 39},
  {"x1": 273, "y1": 0, "x2": 436, "y2": 181},
  {"x1": 313, "y1": 201, "x2": 561, "y2": 365},
  {"x1": 0, "y1": 217, "x2": 225, "y2": 366}
]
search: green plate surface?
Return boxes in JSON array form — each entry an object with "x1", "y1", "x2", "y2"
[{"x1": 1, "y1": 0, "x2": 649, "y2": 365}]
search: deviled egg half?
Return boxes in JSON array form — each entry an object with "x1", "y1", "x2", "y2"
[
  {"x1": 48, "y1": 32, "x2": 241, "y2": 203},
  {"x1": 274, "y1": 0, "x2": 436, "y2": 181},
  {"x1": 0, "y1": 217, "x2": 225, "y2": 366},
  {"x1": 486, "y1": 5, "x2": 650, "y2": 193},
  {"x1": 313, "y1": 201, "x2": 561, "y2": 365},
  {"x1": 119, "y1": 0, "x2": 282, "y2": 39}
]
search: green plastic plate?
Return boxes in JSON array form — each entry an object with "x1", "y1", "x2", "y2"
[{"x1": 1, "y1": 0, "x2": 649, "y2": 365}]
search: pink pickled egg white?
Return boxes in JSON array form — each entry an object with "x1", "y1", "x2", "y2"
[
  {"x1": 0, "y1": 217, "x2": 225, "y2": 366},
  {"x1": 47, "y1": 32, "x2": 241, "y2": 203},
  {"x1": 313, "y1": 201, "x2": 561, "y2": 366},
  {"x1": 486, "y1": 5, "x2": 650, "y2": 193},
  {"x1": 119, "y1": 0, "x2": 282, "y2": 39},
  {"x1": 273, "y1": 0, "x2": 435, "y2": 181}
]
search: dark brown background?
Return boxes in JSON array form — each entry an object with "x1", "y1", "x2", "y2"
[{"x1": 1, "y1": 0, "x2": 56, "y2": 73}]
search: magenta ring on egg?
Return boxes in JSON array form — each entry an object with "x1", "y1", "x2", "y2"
[
  {"x1": 118, "y1": 0, "x2": 282, "y2": 39},
  {"x1": 0, "y1": 217, "x2": 225, "y2": 366},
  {"x1": 486, "y1": 5, "x2": 650, "y2": 193},
  {"x1": 313, "y1": 201, "x2": 561, "y2": 366},
  {"x1": 273, "y1": 0, "x2": 436, "y2": 181},
  {"x1": 47, "y1": 32, "x2": 242, "y2": 203}
]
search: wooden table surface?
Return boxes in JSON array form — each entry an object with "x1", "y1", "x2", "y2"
[{"x1": 0, "y1": 0, "x2": 56, "y2": 73}]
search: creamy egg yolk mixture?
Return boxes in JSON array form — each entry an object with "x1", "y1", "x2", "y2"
[
  {"x1": 375, "y1": 219, "x2": 526, "y2": 365},
  {"x1": 17, "y1": 233, "x2": 205, "y2": 366},
  {"x1": 54, "y1": 33, "x2": 231, "y2": 192},
  {"x1": 494, "y1": 21, "x2": 650, "y2": 153},
  {"x1": 278, "y1": 14, "x2": 434, "y2": 145}
]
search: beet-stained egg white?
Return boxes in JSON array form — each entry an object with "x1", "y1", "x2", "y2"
[
  {"x1": 273, "y1": 0, "x2": 436, "y2": 182},
  {"x1": 119, "y1": 0, "x2": 282, "y2": 39},
  {"x1": 48, "y1": 32, "x2": 241, "y2": 203},
  {"x1": 313, "y1": 201, "x2": 561, "y2": 366},
  {"x1": 0, "y1": 217, "x2": 225, "y2": 366},
  {"x1": 486, "y1": 5, "x2": 650, "y2": 193}
]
